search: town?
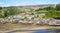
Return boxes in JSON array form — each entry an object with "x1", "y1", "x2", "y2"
[
  {"x1": 0, "y1": 13, "x2": 60, "y2": 25},
  {"x1": 0, "y1": 1, "x2": 60, "y2": 33},
  {"x1": 0, "y1": 4, "x2": 60, "y2": 26}
]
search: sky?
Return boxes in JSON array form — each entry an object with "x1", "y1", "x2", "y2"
[{"x1": 0, "y1": 0, "x2": 60, "y2": 7}]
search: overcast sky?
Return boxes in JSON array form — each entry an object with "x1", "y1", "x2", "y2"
[{"x1": 0, "y1": 0, "x2": 60, "y2": 7}]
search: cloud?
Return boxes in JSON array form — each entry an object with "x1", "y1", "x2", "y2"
[
  {"x1": 0, "y1": 3, "x2": 4, "y2": 5},
  {"x1": 8, "y1": 1, "x2": 53, "y2": 6},
  {"x1": 11, "y1": 2, "x2": 47, "y2": 6},
  {"x1": 11, "y1": 2, "x2": 29, "y2": 6},
  {"x1": 0, "y1": 3, "x2": 11, "y2": 7},
  {"x1": 0, "y1": 3, "x2": 4, "y2": 7},
  {"x1": 19, "y1": 2, "x2": 35, "y2": 6},
  {"x1": 36, "y1": 1, "x2": 59, "y2": 4},
  {"x1": 0, "y1": 3, "x2": 3, "y2": 5},
  {"x1": 22, "y1": 2, "x2": 30, "y2": 4},
  {"x1": 0, "y1": 1, "x2": 58, "y2": 7},
  {"x1": 11, "y1": 2, "x2": 20, "y2": 6},
  {"x1": 0, "y1": 1, "x2": 55, "y2": 7}
]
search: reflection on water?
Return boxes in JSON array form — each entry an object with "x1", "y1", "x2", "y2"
[{"x1": 33, "y1": 29, "x2": 60, "y2": 33}]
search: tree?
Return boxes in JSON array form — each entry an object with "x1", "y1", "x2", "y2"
[
  {"x1": 6, "y1": 7, "x2": 20, "y2": 16},
  {"x1": 44, "y1": 6, "x2": 55, "y2": 11},
  {"x1": 56, "y1": 4, "x2": 60, "y2": 11},
  {"x1": 0, "y1": 7, "x2": 20, "y2": 18},
  {"x1": 0, "y1": 7, "x2": 2, "y2": 10},
  {"x1": 4, "y1": 11, "x2": 8, "y2": 17}
]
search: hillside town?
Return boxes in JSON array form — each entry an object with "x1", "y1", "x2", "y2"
[
  {"x1": 0, "y1": 0, "x2": 60, "y2": 33},
  {"x1": 0, "y1": 13, "x2": 60, "y2": 25}
]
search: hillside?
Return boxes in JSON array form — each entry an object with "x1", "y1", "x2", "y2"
[{"x1": 0, "y1": 4, "x2": 60, "y2": 18}]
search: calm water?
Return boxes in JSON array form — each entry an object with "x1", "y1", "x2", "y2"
[
  {"x1": 33, "y1": 29, "x2": 60, "y2": 33},
  {"x1": 6, "y1": 29, "x2": 60, "y2": 33}
]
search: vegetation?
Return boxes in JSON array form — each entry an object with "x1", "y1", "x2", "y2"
[
  {"x1": 0, "y1": 4, "x2": 60, "y2": 32},
  {"x1": 0, "y1": 7, "x2": 20, "y2": 18},
  {"x1": 56, "y1": 4, "x2": 60, "y2": 11},
  {"x1": 0, "y1": 4, "x2": 60, "y2": 18},
  {"x1": 35, "y1": 4, "x2": 60, "y2": 18}
]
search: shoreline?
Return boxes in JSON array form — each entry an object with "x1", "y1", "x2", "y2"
[
  {"x1": 0, "y1": 24, "x2": 60, "y2": 33},
  {"x1": 5, "y1": 26, "x2": 60, "y2": 30},
  {"x1": 3, "y1": 26, "x2": 60, "y2": 33}
]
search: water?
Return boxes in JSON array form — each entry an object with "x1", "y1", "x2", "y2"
[
  {"x1": 6, "y1": 29, "x2": 60, "y2": 33},
  {"x1": 33, "y1": 29, "x2": 60, "y2": 33}
]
